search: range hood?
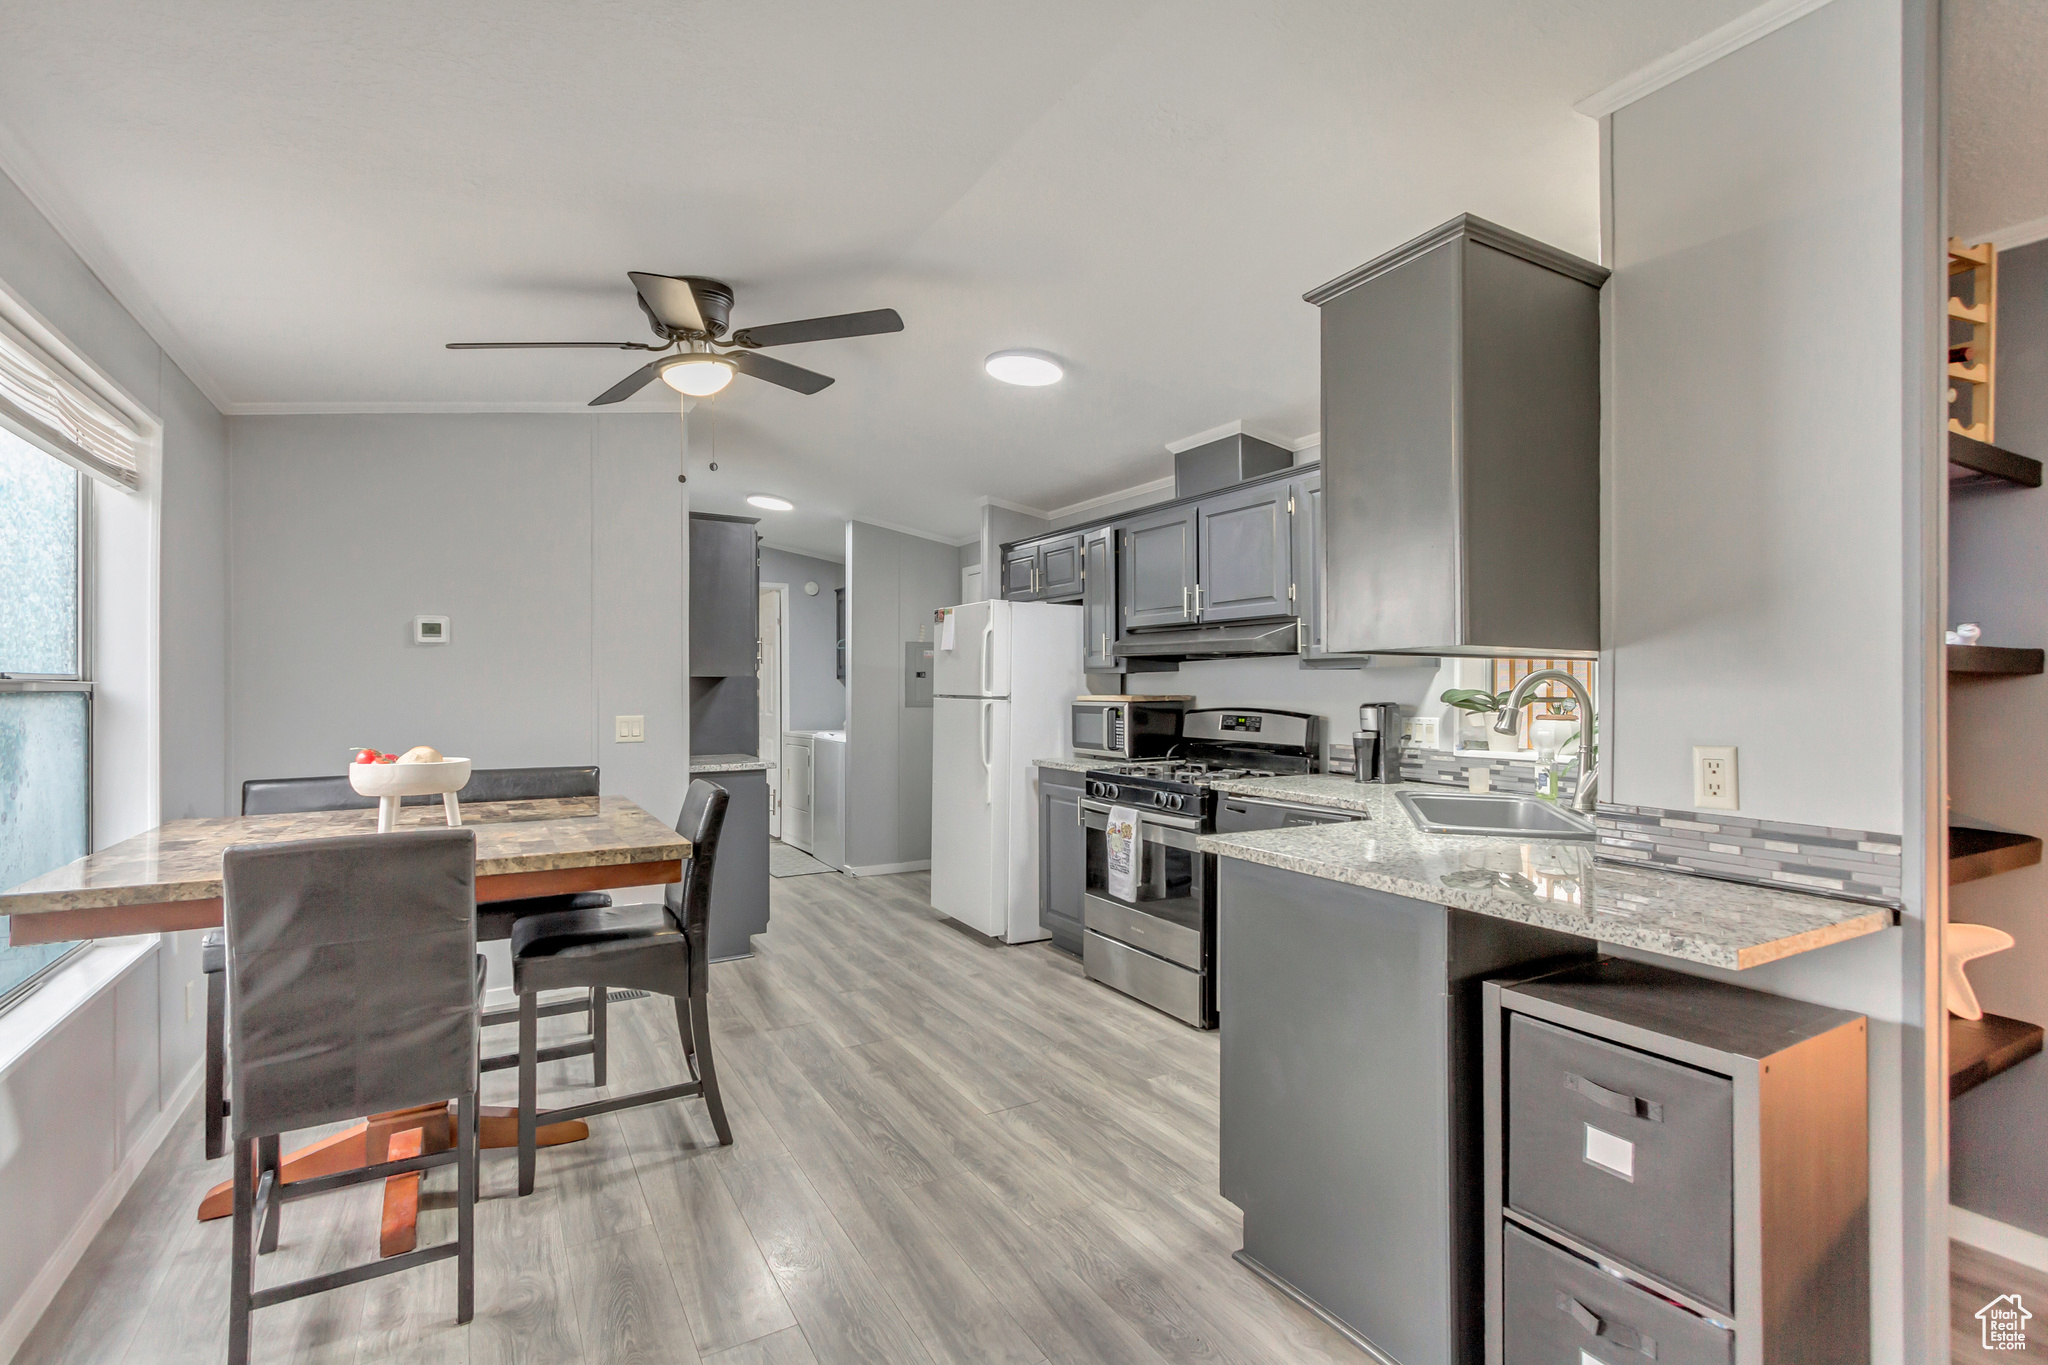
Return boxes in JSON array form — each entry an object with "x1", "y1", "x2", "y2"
[{"x1": 1117, "y1": 619, "x2": 1301, "y2": 661}]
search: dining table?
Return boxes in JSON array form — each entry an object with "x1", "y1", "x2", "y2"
[{"x1": 0, "y1": 793, "x2": 690, "y2": 1252}]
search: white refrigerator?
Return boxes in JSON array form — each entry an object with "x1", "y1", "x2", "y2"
[{"x1": 930, "y1": 599, "x2": 1084, "y2": 943}]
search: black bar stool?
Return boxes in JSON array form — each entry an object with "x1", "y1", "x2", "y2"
[
  {"x1": 512, "y1": 779, "x2": 733, "y2": 1196},
  {"x1": 204, "y1": 766, "x2": 612, "y2": 1159},
  {"x1": 221, "y1": 828, "x2": 482, "y2": 1365}
]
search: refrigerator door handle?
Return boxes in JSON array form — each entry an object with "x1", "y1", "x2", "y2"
[
  {"x1": 981, "y1": 699, "x2": 995, "y2": 804},
  {"x1": 980, "y1": 623, "x2": 996, "y2": 695}
]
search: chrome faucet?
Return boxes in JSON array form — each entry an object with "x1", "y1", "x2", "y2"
[{"x1": 1493, "y1": 669, "x2": 1598, "y2": 813}]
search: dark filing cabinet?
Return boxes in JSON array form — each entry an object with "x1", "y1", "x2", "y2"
[{"x1": 1483, "y1": 959, "x2": 1869, "y2": 1365}]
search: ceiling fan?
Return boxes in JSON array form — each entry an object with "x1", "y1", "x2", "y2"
[{"x1": 448, "y1": 273, "x2": 904, "y2": 404}]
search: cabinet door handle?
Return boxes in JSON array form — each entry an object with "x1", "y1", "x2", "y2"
[
  {"x1": 1565, "y1": 1072, "x2": 1664, "y2": 1123},
  {"x1": 1556, "y1": 1295, "x2": 1656, "y2": 1358},
  {"x1": 1194, "y1": 583, "x2": 1203, "y2": 617},
  {"x1": 1182, "y1": 584, "x2": 1191, "y2": 619}
]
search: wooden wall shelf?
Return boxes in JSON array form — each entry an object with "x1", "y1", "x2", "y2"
[
  {"x1": 1950, "y1": 238, "x2": 1997, "y2": 442},
  {"x1": 1952, "y1": 1012, "x2": 2043, "y2": 1100},
  {"x1": 1948, "y1": 644, "x2": 2045, "y2": 676},
  {"x1": 1950, "y1": 825, "x2": 2043, "y2": 885},
  {"x1": 1950, "y1": 431, "x2": 2042, "y2": 489}
]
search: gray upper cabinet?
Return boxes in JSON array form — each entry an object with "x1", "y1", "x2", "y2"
[
  {"x1": 1083, "y1": 527, "x2": 1117, "y2": 670},
  {"x1": 1195, "y1": 479, "x2": 1292, "y2": 623},
  {"x1": 1001, "y1": 531, "x2": 1085, "y2": 603},
  {"x1": 1037, "y1": 533, "x2": 1085, "y2": 601},
  {"x1": 689, "y1": 512, "x2": 760, "y2": 677},
  {"x1": 1291, "y1": 469, "x2": 1326, "y2": 656},
  {"x1": 1307, "y1": 214, "x2": 1606, "y2": 657},
  {"x1": 1001, "y1": 546, "x2": 1040, "y2": 600},
  {"x1": 1121, "y1": 505, "x2": 1199, "y2": 630}
]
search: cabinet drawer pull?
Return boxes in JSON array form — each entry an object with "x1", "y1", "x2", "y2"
[
  {"x1": 1565, "y1": 1072, "x2": 1664, "y2": 1123},
  {"x1": 1557, "y1": 1294, "x2": 1658, "y2": 1358}
]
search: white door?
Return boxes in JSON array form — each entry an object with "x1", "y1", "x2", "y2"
[
  {"x1": 758, "y1": 588, "x2": 783, "y2": 837},
  {"x1": 932, "y1": 599, "x2": 1009, "y2": 698},
  {"x1": 930, "y1": 694, "x2": 1004, "y2": 935}
]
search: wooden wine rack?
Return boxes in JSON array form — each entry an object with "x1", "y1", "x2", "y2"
[{"x1": 1949, "y1": 238, "x2": 1996, "y2": 442}]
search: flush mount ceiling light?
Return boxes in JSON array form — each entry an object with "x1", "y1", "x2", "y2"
[
  {"x1": 659, "y1": 350, "x2": 737, "y2": 397},
  {"x1": 747, "y1": 494, "x2": 794, "y2": 512},
  {"x1": 984, "y1": 350, "x2": 1063, "y2": 387}
]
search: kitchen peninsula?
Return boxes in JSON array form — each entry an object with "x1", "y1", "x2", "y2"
[{"x1": 1202, "y1": 776, "x2": 1887, "y2": 1363}]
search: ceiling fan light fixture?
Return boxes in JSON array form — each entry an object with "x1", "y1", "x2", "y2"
[
  {"x1": 984, "y1": 350, "x2": 1063, "y2": 387},
  {"x1": 747, "y1": 495, "x2": 794, "y2": 512},
  {"x1": 660, "y1": 352, "x2": 737, "y2": 397}
]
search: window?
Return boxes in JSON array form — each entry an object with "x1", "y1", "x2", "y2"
[{"x1": 0, "y1": 424, "x2": 91, "y2": 1008}]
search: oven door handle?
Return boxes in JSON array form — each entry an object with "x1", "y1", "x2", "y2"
[{"x1": 1079, "y1": 799, "x2": 1204, "y2": 846}]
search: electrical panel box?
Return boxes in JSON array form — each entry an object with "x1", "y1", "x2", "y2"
[{"x1": 904, "y1": 641, "x2": 934, "y2": 708}]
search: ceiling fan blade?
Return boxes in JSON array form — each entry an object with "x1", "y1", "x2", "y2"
[
  {"x1": 589, "y1": 359, "x2": 671, "y2": 406},
  {"x1": 447, "y1": 341, "x2": 664, "y2": 350},
  {"x1": 628, "y1": 272, "x2": 708, "y2": 334},
  {"x1": 730, "y1": 308, "x2": 904, "y2": 349},
  {"x1": 727, "y1": 350, "x2": 835, "y2": 394}
]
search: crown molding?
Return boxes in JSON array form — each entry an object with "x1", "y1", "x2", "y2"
[
  {"x1": 1573, "y1": 0, "x2": 1839, "y2": 119},
  {"x1": 223, "y1": 399, "x2": 683, "y2": 416},
  {"x1": 977, "y1": 494, "x2": 1053, "y2": 520},
  {"x1": 1955, "y1": 213, "x2": 2048, "y2": 254},
  {"x1": 1048, "y1": 475, "x2": 1175, "y2": 523},
  {"x1": 1163, "y1": 418, "x2": 1299, "y2": 454},
  {"x1": 851, "y1": 515, "x2": 972, "y2": 547}
]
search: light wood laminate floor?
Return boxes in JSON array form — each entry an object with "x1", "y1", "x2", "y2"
[{"x1": 18, "y1": 870, "x2": 1377, "y2": 1365}]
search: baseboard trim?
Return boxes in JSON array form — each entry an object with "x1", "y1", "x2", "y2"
[
  {"x1": 1952, "y1": 1206, "x2": 2048, "y2": 1274},
  {"x1": 846, "y1": 860, "x2": 930, "y2": 877},
  {"x1": 0, "y1": 1056, "x2": 205, "y2": 1364}
]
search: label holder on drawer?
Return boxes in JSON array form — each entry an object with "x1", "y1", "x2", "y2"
[{"x1": 1583, "y1": 1124, "x2": 1635, "y2": 1182}]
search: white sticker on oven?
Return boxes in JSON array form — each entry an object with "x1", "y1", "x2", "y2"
[{"x1": 1583, "y1": 1123, "x2": 1635, "y2": 1182}]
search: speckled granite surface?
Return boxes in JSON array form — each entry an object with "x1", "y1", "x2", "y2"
[
  {"x1": 1198, "y1": 781, "x2": 1890, "y2": 970},
  {"x1": 1033, "y1": 758, "x2": 1095, "y2": 774},
  {"x1": 689, "y1": 754, "x2": 776, "y2": 774},
  {"x1": 0, "y1": 796, "x2": 689, "y2": 917}
]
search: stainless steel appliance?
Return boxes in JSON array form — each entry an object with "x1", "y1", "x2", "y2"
[
  {"x1": 1069, "y1": 694, "x2": 1192, "y2": 761},
  {"x1": 1353, "y1": 702, "x2": 1401, "y2": 783},
  {"x1": 1080, "y1": 707, "x2": 1332, "y2": 1027}
]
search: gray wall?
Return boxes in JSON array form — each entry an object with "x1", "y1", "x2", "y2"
[
  {"x1": 844, "y1": 521, "x2": 958, "y2": 873},
  {"x1": 227, "y1": 412, "x2": 688, "y2": 831},
  {"x1": 1949, "y1": 235, "x2": 2048, "y2": 1231},
  {"x1": 758, "y1": 545, "x2": 845, "y2": 731},
  {"x1": 0, "y1": 167, "x2": 221, "y2": 1352},
  {"x1": 1600, "y1": 2, "x2": 1936, "y2": 1359}
]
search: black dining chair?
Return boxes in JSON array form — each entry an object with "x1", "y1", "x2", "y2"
[
  {"x1": 221, "y1": 828, "x2": 481, "y2": 1365},
  {"x1": 203, "y1": 766, "x2": 612, "y2": 1159},
  {"x1": 511, "y1": 779, "x2": 732, "y2": 1196}
]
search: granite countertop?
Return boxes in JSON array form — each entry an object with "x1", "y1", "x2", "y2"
[
  {"x1": 690, "y1": 754, "x2": 776, "y2": 773},
  {"x1": 1034, "y1": 757, "x2": 1096, "y2": 773},
  {"x1": 1198, "y1": 781, "x2": 1890, "y2": 971},
  {"x1": 0, "y1": 796, "x2": 690, "y2": 918}
]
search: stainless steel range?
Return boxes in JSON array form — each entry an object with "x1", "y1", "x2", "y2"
[{"x1": 1079, "y1": 708, "x2": 1337, "y2": 1028}]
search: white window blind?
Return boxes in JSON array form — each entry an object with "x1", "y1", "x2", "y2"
[{"x1": 0, "y1": 321, "x2": 144, "y2": 489}]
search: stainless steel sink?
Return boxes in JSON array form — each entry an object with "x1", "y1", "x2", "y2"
[{"x1": 1396, "y1": 790, "x2": 1596, "y2": 840}]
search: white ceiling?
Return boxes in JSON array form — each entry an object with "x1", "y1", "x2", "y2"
[
  {"x1": 0, "y1": 0, "x2": 1758, "y2": 559},
  {"x1": 1949, "y1": 1, "x2": 2048, "y2": 246}
]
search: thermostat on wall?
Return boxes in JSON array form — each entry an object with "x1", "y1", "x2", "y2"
[{"x1": 413, "y1": 615, "x2": 450, "y2": 644}]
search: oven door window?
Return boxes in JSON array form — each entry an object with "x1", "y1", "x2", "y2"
[{"x1": 1086, "y1": 817, "x2": 1196, "y2": 907}]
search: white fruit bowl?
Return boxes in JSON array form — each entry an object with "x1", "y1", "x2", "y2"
[{"x1": 349, "y1": 758, "x2": 472, "y2": 832}]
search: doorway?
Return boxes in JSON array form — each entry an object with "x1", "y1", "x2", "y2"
[{"x1": 759, "y1": 583, "x2": 790, "y2": 837}]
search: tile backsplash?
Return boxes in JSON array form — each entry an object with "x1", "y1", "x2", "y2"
[
  {"x1": 1394, "y1": 744, "x2": 1584, "y2": 799},
  {"x1": 1594, "y1": 802, "x2": 1903, "y2": 906}
]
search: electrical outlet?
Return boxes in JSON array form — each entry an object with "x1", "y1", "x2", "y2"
[
  {"x1": 615, "y1": 715, "x2": 645, "y2": 743},
  {"x1": 1693, "y1": 745, "x2": 1738, "y2": 810}
]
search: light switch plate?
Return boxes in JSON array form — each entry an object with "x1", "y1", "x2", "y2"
[
  {"x1": 615, "y1": 715, "x2": 645, "y2": 743},
  {"x1": 1693, "y1": 745, "x2": 1738, "y2": 810}
]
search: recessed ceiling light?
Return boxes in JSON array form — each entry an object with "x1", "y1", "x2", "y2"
[
  {"x1": 659, "y1": 352, "x2": 736, "y2": 397},
  {"x1": 747, "y1": 494, "x2": 794, "y2": 512},
  {"x1": 984, "y1": 350, "x2": 1063, "y2": 386}
]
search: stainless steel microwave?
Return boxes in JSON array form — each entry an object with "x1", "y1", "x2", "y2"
[{"x1": 1070, "y1": 696, "x2": 1192, "y2": 761}]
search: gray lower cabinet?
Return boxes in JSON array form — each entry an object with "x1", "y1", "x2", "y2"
[
  {"x1": 1037, "y1": 767, "x2": 1086, "y2": 955},
  {"x1": 1217, "y1": 858, "x2": 1595, "y2": 1365},
  {"x1": 1195, "y1": 478, "x2": 1292, "y2": 622},
  {"x1": 1121, "y1": 505, "x2": 1199, "y2": 630},
  {"x1": 701, "y1": 767, "x2": 770, "y2": 961},
  {"x1": 1502, "y1": 1224, "x2": 1732, "y2": 1365},
  {"x1": 1082, "y1": 528, "x2": 1117, "y2": 671}
]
